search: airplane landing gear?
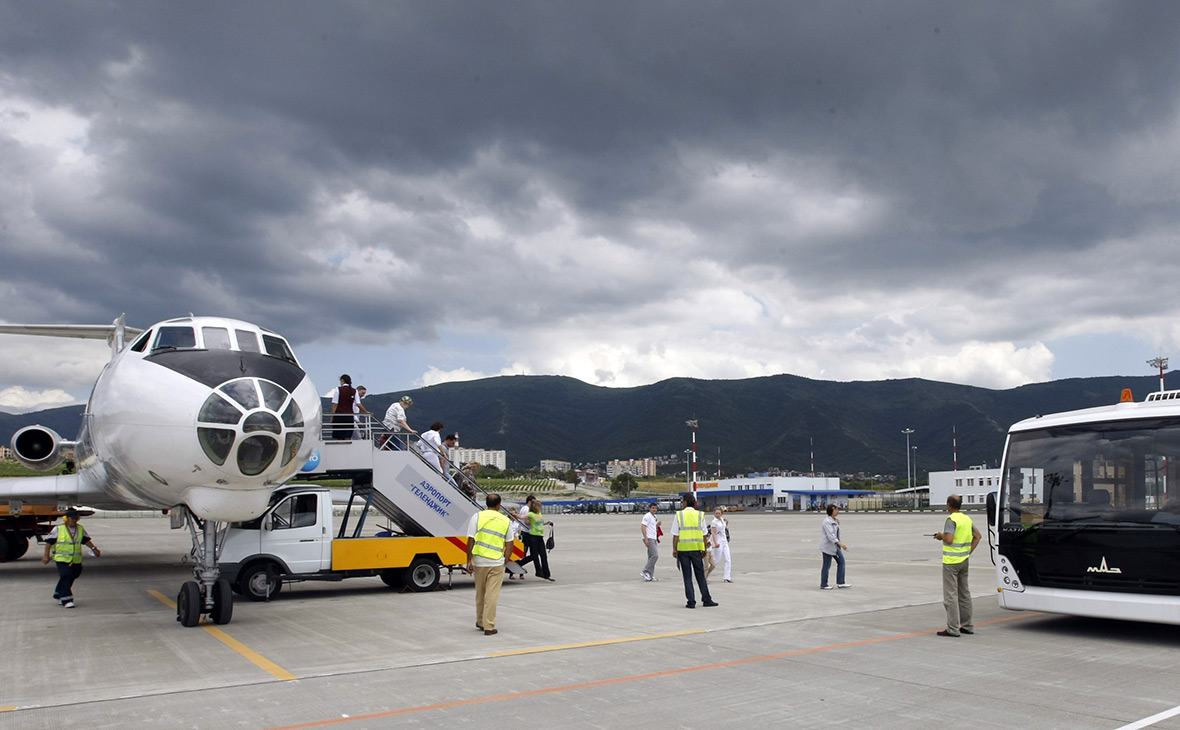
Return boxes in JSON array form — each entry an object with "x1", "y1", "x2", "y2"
[{"x1": 177, "y1": 508, "x2": 233, "y2": 627}]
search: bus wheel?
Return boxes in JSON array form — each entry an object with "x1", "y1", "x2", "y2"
[{"x1": 405, "y1": 557, "x2": 440, "y2": 592}]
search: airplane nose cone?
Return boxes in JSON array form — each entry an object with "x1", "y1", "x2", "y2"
[{"x1": 196, "y1": 377, "x2": 307, "y2": 477}]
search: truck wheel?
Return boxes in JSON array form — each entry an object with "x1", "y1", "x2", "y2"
[
  {"x1": 211, "y1": 578, "x2": 234, "y2": 625},
  {"x1": 177, "y1": 581, "x2": 202, "y2": 627},
  {"x1": 380, "y1": 569, "x2": 404, "y2": 589},
  {"x1": 239, "y1": 562, "x2": 283, "y2": 602},
  {"x1": 5, "y1": 534, "x2": 29, "y2": 561},
  {"x1": 0, "y1": 533, "x2": 8, "y2": 563},
  {"x1": 405, "y1": 557, "x2": 440, "y2": 592}
]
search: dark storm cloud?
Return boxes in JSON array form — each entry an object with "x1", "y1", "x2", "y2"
[{"x1": 3, "y1": 1, "x2": 1180, "y2": 400}]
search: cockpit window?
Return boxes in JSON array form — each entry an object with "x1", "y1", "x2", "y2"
[
  {"x1": 262, "y1": 335, "x2": 298, "y2": 365},
  {"x1": 153, "y1": 326, "x2": 196, "y2": 351},
  {"x1": 236, "y1": 330, "x2": 261, "y2": 353},
  {"x1": 202, "y1": 327, "x2": 232, "y2": 350},
  {"x1": 130, "y1": 331, "x2": 152, "y2": 353}
]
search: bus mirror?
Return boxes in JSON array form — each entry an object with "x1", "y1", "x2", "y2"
[{"x1": 986, "y1": 491, "x2": 997, "y2": 527}]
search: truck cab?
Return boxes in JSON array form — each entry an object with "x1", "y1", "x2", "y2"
[{"x1": 219, "y1": 485, "x2": 522, "y2": 601}]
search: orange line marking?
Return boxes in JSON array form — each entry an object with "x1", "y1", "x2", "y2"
[{"x1": 262, "y1": 612, "x2": 1043, "y2": 730}]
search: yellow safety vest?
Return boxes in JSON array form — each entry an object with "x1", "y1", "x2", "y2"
[
  {"x1": 942, "y1": 512, "x2": 974, "y2": 565},
  {"x1": 676, "y1": 508, "x2": 705, "y2": 552},
  {"x1": 472, "y1": 510, "x2": 510, "y2": 561},
  {"x1": 52, "y1": 524, "x2": 86, "y2": 565},
  {"x1": 528, "y1": 511, "x2": 544, "y2": 536}
]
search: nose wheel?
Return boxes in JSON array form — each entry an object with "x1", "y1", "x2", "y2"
[
  {"x1": 177, "y1": 508, "x2": 234, "y2": 627},
  {"x1": 176, "y1": 578, "x2": 234, "y2": 627}
]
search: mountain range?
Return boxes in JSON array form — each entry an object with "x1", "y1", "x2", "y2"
[{"x1": 2, "y1": 372, "x2": 1171, "y2": 477}]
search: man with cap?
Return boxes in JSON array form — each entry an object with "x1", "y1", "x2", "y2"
[
  {"x1": 381, "y1": 395, "x2": 417, "y2": 449},
  {"x1": 42, "y1": 508, "x2": 101, "y2": 608}
]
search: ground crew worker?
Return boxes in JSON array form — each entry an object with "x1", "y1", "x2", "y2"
[
  {"x1": 933, "y1": 494, "x2": 981, "y2": 636},
  {"x1": 671, "y1": 493, "x2": 718, "y2": 609},
  {"x1": 466, "y1": 493, "x2": 513, "y2": 635},
  {"x1": 42, "y1": 507, "x2": 100, "y2": 609}
]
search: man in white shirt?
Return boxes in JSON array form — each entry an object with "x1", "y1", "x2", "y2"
[
  {"x1": 418, "y1": 421, "x2": 445, "y2": 473},
  {"x1": 640, "y1": 503, "x2": 661, "y2": 581}
]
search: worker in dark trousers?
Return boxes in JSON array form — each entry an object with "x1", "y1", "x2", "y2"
[{"x1": 672, "y1": 493, "x2": 717, "y2": 609}]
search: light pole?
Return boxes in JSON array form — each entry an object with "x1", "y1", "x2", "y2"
[
  {"x1": 902, "y1": 428, "x2": 914, "y2": 491},
  {"x1": 1148, "y1": 356, "x2": 1169, "y2": 393},
  {"x1": 684, "y1": 449, "x2": 691, "y2": 493},
  {"x1": 686, "y1": 419, "x2": 698, "y2": 494}
]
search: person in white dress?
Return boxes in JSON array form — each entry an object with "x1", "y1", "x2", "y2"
[{"x1": 710, "y1": 508, "x2": 732, "y2": 582}]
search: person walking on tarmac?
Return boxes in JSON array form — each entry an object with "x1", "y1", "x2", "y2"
[
  {"x1": 517, "y1": 499, "x2": 554, "y2": 581},
  {"x1": 465, "y1": 493, "x2": 513, "y2": 635},
  {"x1": 933, "y1": 494, "x2": 981, "y2": 637},
  {"x1": 672, "y1": 493, "x2": 718, "y2": 609},
  {"x1": 42, "y1": 507, "x2": 101, "y2": 609}
]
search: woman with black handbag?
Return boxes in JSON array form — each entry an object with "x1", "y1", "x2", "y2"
[{"x1": 517, "y1": 500, "x2": 554, "y2": 581}]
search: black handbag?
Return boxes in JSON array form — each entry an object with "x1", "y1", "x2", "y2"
[{"x1": 545, "y1": 525, "x2": 555, "y2": 551}]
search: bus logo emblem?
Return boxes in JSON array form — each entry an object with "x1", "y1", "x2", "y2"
[{"x1": 1086, "y1": 557, "x2": 1122, "y2": 574}]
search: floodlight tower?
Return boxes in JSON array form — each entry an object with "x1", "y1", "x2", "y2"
[
  {"x1": 902, "y1": 428, "x2": 915, "y2": 490},
  {"x1": 686, "y1": 419, "x2": 699, "y2": 493},
  {"x1": 1148, "y1": 356, "x2": 1169, "y2": 393}
]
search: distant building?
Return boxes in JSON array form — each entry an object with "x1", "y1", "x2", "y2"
[
  {"x1": 927, "y1": 465, "x2": 1001, "y2": 508},
  {"x1": 606, "y1": 458, "x2": 658, "y2": 478},
  {"x1": 450, "y1": 446, "x2": 507, "y2": 471},
  {"x1": 693, "y1": 474, "x2": 870, "y2": 511},
  {"x1": 0, "y1": 445, "x2": 12, "y2": 461},
  {"x1": 540, "y1": 459, "x2": 571, "y2": 473}
]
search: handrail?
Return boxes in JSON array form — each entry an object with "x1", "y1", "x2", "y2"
[{"x1": 317, "y1": 413, "x2": 498, "y2": 512}]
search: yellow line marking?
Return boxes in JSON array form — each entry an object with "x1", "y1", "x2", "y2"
[
  {"x1": 148, "y1": 589, "x2": 297, "y2": 681},
  {"x1": 486, "y1": 629, "x2": 706, "y2": 658},
  {"x1": 0, "y1": 706, "x2": 17, "y2": 712}
]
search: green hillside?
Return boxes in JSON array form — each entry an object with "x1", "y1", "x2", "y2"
[{"x1": 3, "y1": 372, "x2": 1169, "y2": 476}]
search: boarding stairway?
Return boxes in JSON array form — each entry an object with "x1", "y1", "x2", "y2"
[{"x1": 302, "y1": 414, "x2": 518, "y2": 538}]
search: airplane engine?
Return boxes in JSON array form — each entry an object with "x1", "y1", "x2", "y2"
[{"x1": 11, "y1": 426, "x2": 72, "y2": 472}]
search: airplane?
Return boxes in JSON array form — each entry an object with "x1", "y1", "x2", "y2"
[{"x1": 0, "y1": 315, "x2": 322, "y2": 627}]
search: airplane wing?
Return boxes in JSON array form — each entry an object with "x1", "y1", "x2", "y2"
[
  {"x1": 0, "y1": 314, "x2": 144, "y2": 356},
  {"x1": 0, "y1": 474, "x2": 132, "y2": 512},
  {"x1": 0, "y1": 324, "x2": 144, "y2": 339}
]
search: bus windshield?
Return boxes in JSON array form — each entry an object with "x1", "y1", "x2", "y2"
[{"x1": 1002, "y1": 417, "x2": 1180, "y2": 528}]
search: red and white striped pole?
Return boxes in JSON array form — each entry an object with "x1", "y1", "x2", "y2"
[
  {"x1": 687, "y1": 419, "x2": 698, "y2": 493},
  {"x1": 953, "y1": 425, "x2": 957, "y2": 472}
]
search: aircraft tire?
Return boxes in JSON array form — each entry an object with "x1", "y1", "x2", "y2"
[
  {"x1": 177, "y1": 581, "x2": 202, "y2": 627},
  {"x1": 211, "y1": 578, "x2": 233, "y2": 625},
  {"x1": 405, "y1": 557, "x2": 441, "y2": 593},
  {"x1": 5, "y1": 533, "x2": 29, "y2": 561},
  {"x1": 240, "y1": 562, "x2": 283, "y2": 602}
]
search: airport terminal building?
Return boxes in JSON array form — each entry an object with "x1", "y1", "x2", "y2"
[{"x1": 692, "y1": 475, "x2": 874, "y2": 511}]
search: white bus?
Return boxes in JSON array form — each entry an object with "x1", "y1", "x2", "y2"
[{"x1": 989, "y1": 387, "x2": 1180, "y2": 625}]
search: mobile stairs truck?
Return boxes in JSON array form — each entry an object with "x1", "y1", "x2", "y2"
[{"x1": 218, "y1": 419, "x2": 524, "y2": 600}]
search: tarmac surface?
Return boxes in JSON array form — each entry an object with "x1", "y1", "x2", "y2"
[{"x1": 3, "y1": 510, "x2": 1180, "y2": 729}]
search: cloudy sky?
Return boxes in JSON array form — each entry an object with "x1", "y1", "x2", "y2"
[{"x1": 2, "y1": 2, "x2": 1180, "y2": 412}]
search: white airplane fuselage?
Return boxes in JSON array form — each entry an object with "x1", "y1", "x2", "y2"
[{"x1": 6, "y1": 316, "x2": 322, "y2": 522}]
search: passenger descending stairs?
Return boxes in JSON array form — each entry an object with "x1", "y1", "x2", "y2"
[{"x1": 307, "y1": 419, "x2": 518, "y2": 539}]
